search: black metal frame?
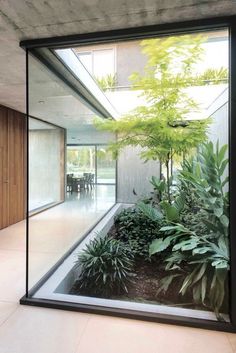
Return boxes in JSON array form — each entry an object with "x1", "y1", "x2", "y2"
[{"x1": 20, "y1": 16, "x2": 236, "y2": 332}]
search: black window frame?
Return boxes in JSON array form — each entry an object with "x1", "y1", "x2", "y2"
[{"x1": 20, "y1": 15, "x2": 236, "y2": 333}]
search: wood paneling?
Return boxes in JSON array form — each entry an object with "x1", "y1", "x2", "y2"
[
  {"x1": 0, "y1": 107, "x2": 9, "y2": 229},
  {"x1": 0, "y1": 106, "x2": 26, "y2": 229}
]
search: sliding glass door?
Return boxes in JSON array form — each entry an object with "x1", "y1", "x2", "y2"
[
  {"x1": 97, "y1": 146, "x2": 116, "y2": 184},
  {"x1": 67, "y1": 146, "x2": 95, "y2": 177},
  {"x1": 67, "y1": 145, "x2": 116, "y2": 184}
]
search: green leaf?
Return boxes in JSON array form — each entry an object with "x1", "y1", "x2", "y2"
[
  {"x1": 173, "y1": 193, "x2": 185, "y2": 213},
  {"x1": 179, "y1": 273, "x2": 194, "y2": 295},
  {"x1": 192, "y1": 263, "x2": 207, "y2": 285},
  {"x1": 214, "y1": 208, "x2": 223, "y2": 218},
  {"x1": 219, "y1": 159, "x2": 228, "y2": 176},
  {"x1": 156, "y1": 274, "x2": 181, "y2": 295},
  {"x1": 192, "y1": 247, "x2": 211, "y2": 255},
  {"x1": 137, "y1": 202, "x2": 163, "y2": 221},
  {"x1": 220, "y1": 215, "x2": 229, "y2": 228},
  {"x1": 218, "y1": 144, "x2": 228, "y2": 164},
  {"x1": 222, "y1": 176, "x2": 229, "y2": 188},
  {"x1": 149, "y1": 237, "x2": 173, "y2": 255},
  {"x1": 160, "y1": 201, "x2": 179, "y2": 222},
  {"x1": 201, "y1": 275, "x2": 207, "y2": 302},
  {"x1": 211, "y1": 260, "x2": 228, "y2": 269},
  {"x1": 173, "y1": 238, "x2": 198, "y2": 252}
]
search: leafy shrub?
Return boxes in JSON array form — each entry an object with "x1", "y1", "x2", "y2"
[
  {"x1": 149, "y1": 176, "x2": 167, "y2": 203},
  {"x1": 179, "y1": 142, "x2": 229, "y2": 237},
  {"x1": 75, "y1": 235, "x2": 134, "y2": 296},
  {"x1": 149, "y1": 141, "x2": 229, "y2": 315},
  {"x1": 150, "y1": 224, "x2": 229, "y2": 315},
  {"x1": 114, "y1": 207, "x2": 165, "y2": 259}
]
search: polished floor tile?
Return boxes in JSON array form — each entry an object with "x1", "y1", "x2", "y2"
[
  {"x1": 0, "y1": 306, "x2": 89, "y2": 353},
  {"x1": 76, "y1": 316, "x2": 234, "y2": 353},
  {"x1": 0, "y1": 221, "x2": 25, "y2": 251},
  {"x1": 0, "y1": 250, "x2": 25, "y2": 302},
  {"x1": 29, "y1": 185, "x2": 115, "y2": 255},
  {"x1": 0, "y1": 302, "x2": 18, "y2": 326},
  {"x1": 227, "y1": 333, "x2": 236, "y2": 352}
]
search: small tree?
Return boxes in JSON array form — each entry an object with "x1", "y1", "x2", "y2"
[{"x1": 95, "y1": 35, "x2": 226, "y2": 202}]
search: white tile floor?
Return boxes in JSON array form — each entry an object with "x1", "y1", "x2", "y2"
[
  {"x1": 28, "y1": 185, "x2": 116, "y2": 287},
  {"x1": 0, "y1": 185, "x2": 235, "y2": 353}
]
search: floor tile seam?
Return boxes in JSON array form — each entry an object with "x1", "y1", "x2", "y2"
[
  {"x1": 0, "y1": 300, "x2": 18, "y2": 304},
  {"x1": 226, "y1": 335, "x2": 236, "y2": 353},
  {"x1": 0, "y1": 305, "x2": 19, "y2": 330},
  {"x1": 74, "y1": 315, "x2": 93, "y2": 353}
]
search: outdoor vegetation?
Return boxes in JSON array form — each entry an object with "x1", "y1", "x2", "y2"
[{"x1": 72, "y1": 34, "x2": 229, "y2": 319}]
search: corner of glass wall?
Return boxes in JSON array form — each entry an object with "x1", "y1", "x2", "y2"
[{"x1": 21, "y1": 23, "x2": 236, "y2": 332}]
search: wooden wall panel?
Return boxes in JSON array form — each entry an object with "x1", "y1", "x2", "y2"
[
  {"x1": 0, "y1": 105, "x2": 26, "y2": 230},
  {"x1": 8, "y1": 109, "x2": 26, "y2": 226},
  {"x1": 0, "y1": 107, "x2": 9, "y2": 229}
]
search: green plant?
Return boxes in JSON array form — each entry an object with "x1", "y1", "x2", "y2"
[
  {"x1": 150, "y1": 224, "x2": 229, "y2": 315},
  {"x1": 114, "y1": 207, "x2": 164, "y2": 259},
  {"x1": 196, "y1": 67, "x2": 228, "y2": 85},
  {"x1": 95, "y1": 74, "x2": 117, "y2": 91},
  {"x1": 94, "y1": 35, "x2": 227, "y2": 202},
  {"x1": 136, "y1": 201, "x2": 163, "y2": 222},
  {"x1": 149, "y1": 142, "x2": 229, "y2": 315},
  {"x1": 75, "y1": 235, "x2": 134, "y2": 296},
  {"x1": 179, "y1": 142, "x2": 229, "y2": 237},
  {"x1": 149, "y1": 176, "x2": 167, "y2": 202},
  {"x1": 160, "y1": 192, "x2": 185, "y2": 222}
]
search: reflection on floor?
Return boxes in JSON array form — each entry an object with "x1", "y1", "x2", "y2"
[{"x1": 28, "y1": 185, "x2": 115, "y2": 288}]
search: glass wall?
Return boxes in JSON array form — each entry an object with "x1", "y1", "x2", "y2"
[
  {"x1": 67, "y1": 146, "x2": 95, "y2": 176},
  {"x1": 27, "y1": 52, "x2": 116, "y2": 291},
  {"x1": 25, "y1": 26, "x2": 232, "y2": 329},
  {"x1": 67, "y1": 145, "x2": 116, "y2": 184},
  {"x1": 97, "y1": 145, "x2": 116, "y2": 184},
  {"x1": 29, "y1": 118, "x2": 65, "y2": 213}
]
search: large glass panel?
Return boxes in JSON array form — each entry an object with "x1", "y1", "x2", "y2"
[
  {"x1": 27, "y1": 28, "x2": 230, "y2": 326},
  {"x1": 67, "y1": 146, "x2": 95, "y2": 177},
  {"x1": 29, "y1": 117, "x2": 64, "y2": 214},
  {"x1": 28, "y1": 52, "x2": 116, "y2": 291},
  {"x1": 97, "y1": 145, "x2": 116, "y2": 184}
]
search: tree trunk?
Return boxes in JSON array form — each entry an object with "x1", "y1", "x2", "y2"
[{"x1": 166, "y1": 155, "x2": 171, "y2": 204}]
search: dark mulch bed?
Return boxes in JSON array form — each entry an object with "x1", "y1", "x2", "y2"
[
  {"x1": 69, "y1": 223, "x2": 227, "y2": 313},
  {"x1": 70, "y1": 258, "x2": 202, "y2": 310},
  {"x1": 115, "y1": 259, "x2": 187, "y2": 305}
]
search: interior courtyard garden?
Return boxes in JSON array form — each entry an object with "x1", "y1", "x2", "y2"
[{"x1": 24, "y1": 26, "x2": 230, "y2": 325}]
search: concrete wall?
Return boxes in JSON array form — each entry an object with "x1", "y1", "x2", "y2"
[
  {"x1": 29, "y1": 127, "x2": 64, "y2": 211},
  {"x1": 207, "y1": 89, "x2": 228, "y2": 191},
  {"x1": 67, "y1": 127, "x2": 114, "y2": 145},
  {"x1": 74, "y1": 40, "x2": 146, "y2": 88},
  {"x1": 117, "y1": 146, "x2": 160, "y2": 203},
  {"x1": 208, "y1": 102, "x2": 228, "y2": 148},
  {"x1": 116, "y1": 41, "x2": 147, "y2": 87}
]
